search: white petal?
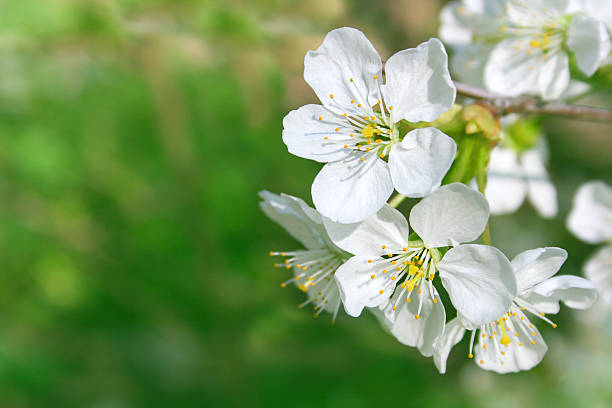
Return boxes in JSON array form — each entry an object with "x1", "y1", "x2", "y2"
[
  {"x1": 537, "y1": 52, "x2": 570, "y2": 100},
  {"x1": 521, "y1": 275, "x2": 598, "y2": 314},
  {"x1": 512, "y1": 247, "x2": 568, "y2": 294},
  {"x1": 580, "y1": 0, "x2": 612, "y2": 31},
  {"x1": 475, "y1": 310, "x2": 547, "y2": 374},
  {"x1": 522, "y1": 148, "x2": 558, "y2": 218},
  {"x1": 567, "y1": 181, "x2": 612, "y2": 244},
  {"x1": 304, "y1": 27, "x2": 381, "y2": 116},
  {"x1": 485, "y1": 38, "x2": 542, "y2": 97},
  {"x1": 380, "y1": 284, "x2": 446, "y2": 357},
  {"x1": 334, "y1": 255, "x2": 394, "y2": 316},
  {"x1": 433, "y1": 318, "x2": 466, "y2": 374},
  {"x1": 388, "y1": 128, "x2": 457, "y2": 198},
  {"x1": 450, "y1": 44, "x2": 493, "y2": 89},
  {"x1": 438, "y1": 244, "x2": 516, "y2": 326},
  {"x1": 567, "y1": 14, "x2": 611, "y2": 76},
  {"x1": 322, "y1": 204, "x2": 409, "y2": 256},
  {"x1": 439, "y1": 2, "x2": 473, "y2": 46},
  {"x1": 311, "y1": 152, "x2": 394, "y2": 223},
  {"x1": 282, "y1": 104, "x2": 353, "y2": 163},
  {"x1": 584, "y1": 246, "x2": 612, "y2": 306},
  {"x1": 259, "y1": 191, "x2": 325, "y2": 249},
  {"x1": 382, "y1": 38, "x2": 456, "y2": 123},
  {"x1": 409, "y1": 183, "x2": 489, "y2": 248},
  {"x1": 485, "y1": 146, "x2": 527, "y2": 215}
]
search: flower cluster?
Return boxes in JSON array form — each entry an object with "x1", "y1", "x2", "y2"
[
  {"x1": 261, "y1": 26, "x2": 601, "y2": 374},
  {"x1": 440, "y1": 0, "x2": 611, "y2": 99}
]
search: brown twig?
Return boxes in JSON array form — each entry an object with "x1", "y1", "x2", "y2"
[{"x1": 454, "y1": 81, "x2": 612, "y2": 122}]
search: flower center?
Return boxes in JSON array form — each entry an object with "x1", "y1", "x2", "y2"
[
  {"x1": 324, "y1": 75, "x2": 399, "y2": 160},
  {"x1": 468, "y1": 300, "x2": 558, "y2": 367},
  {"x1": 368, "y1": 244, "x2": 439, "y2": 318},
  {"x1": 269, "y1": 249, "x2": 343, "y2": 320}
]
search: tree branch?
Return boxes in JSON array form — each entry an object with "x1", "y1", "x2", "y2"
[{"x1": 454, "y1": 81, "x2": 612, "y2": 122}]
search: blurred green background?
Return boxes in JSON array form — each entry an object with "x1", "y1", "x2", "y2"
[{"x1": 0, "y1": 0, "x2": 611, "y2": 406}]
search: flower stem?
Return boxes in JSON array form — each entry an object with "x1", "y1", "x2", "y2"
[
  {"x1": 454, "y1": 81, "x2": 612, "y2": 122},
  {"x1": 388, "y1": 193, "x2": 406, "y2": 208}
]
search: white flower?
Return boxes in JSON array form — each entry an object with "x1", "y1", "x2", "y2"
[
  {"x1": 440, "y1": 0, "x2": 611, "y2": 100},
  {"x1": 324, "y1": 183, "x2": 516, "y2": 356},
  {"x1": 283, "y1": 27, "x2": 457, "y2": 223},
  {"x1": 434, "y1": 247, "x2": 598, "y2": 374},
  {"x1": 485, "y1": 140, "x2": 557, "y2": 218},
  {"x1": 260, "y1": 191, "x2": 349, "y2": 320},
  {"x1": 567, "y1": 181, "x2": 612, "y2": 305}
]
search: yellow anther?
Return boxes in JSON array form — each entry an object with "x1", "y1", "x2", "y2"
[
  {"x1": 362, "y1": 124, "x2": 374, "y2": 138},
  {"x1": 357, "y1": 103, "x2": 362, "y2": 107},
  {"x1": 318, "y1": 116, "x2": 322, "y2": 120},
  {"x1": 392, "y1": 306, "x2": 397, "y2": 311},
  {"x1": 500, "y1": 335, "x2": 511, "y2": 346},
  {"x1": 483, "y1": 344, "x2": 487, "y2": 349},
  {"x1": 391, "y1": 261, "x2": 396, "y2": 265},
  {"x1": 403, "y1": 247, "x2": 408, "y2": 251},
  {"x1": 388, "y1": 106, "x2": 393, "y2": 110},
  {"x1": 302, "y1": 266, "x2": 307, "y2": 271},
  {"x1": 350, "y1": 133, "x2": 354, "y2": 137},
  {"x1": 330, "y1": 94, "x2": 334, "y2": 99},
  {"x1": 382, "y1": 269, "x2": 387, "y2": 274},
  {"x1": 432, "y1": 299, "x2": 438, "y2": 303},
  {"x1": 370, "y1": 116, "x2": 375, "y2": 121},
  {"x1": 406, "y1": 297, "x2": 411, "y2": 303},
  {"x1": 519, "y1": 342, "x2": 523, "y2": 346},
  {"x1": 381, "y1": 245, "x2": 386, "y2": 249},
  {"x1": 285, "y1": 265, "x2": 291, "y2": 269},
  {"x1": 480, "y1": 360, "x2": 484, "y2": 364},
  {"x1": 349, "y1": 78, "x2": 354, "y2": 82},
  {"x1": 396, "y1": 267, "x2": 401, "y2": 271},
  {"x1": 553, "y1": 324, "x2": 557, "y2": 328},
  {"x1": 531, "y1": 341, "x2": 536, "y2": 345},
  {"x1": 379, "y1": 153, "x2": 385, "y2": 158},
  {"x1": 379, "y1": 290, "x2": 383, "y2": 294},
  {"x1": 468, "y1": 353, "x2": 473, "y2": 358},
  {"x1": 324, "y1": 137, "x2": 328, "y2": 140},
  {"x1": 360, "y1": 157, "x2": 365, "y2": 162},
  {"x1": 280, "y1": 283, "x2": 286, "y2": 288},
  {"x1": 350, "y1": 99, "x2": 355, "y2": 104},
  {"x1": 368, "y1": 259, "x2": 373, "y2": 263},
  {"x1": 298, "y1": 284, "x2": 307, "y2": 292},
  {"x1": 373, "y1": 75, "x2": 378, "y2": 79},
  {"x1": 501, "y1": 351, "x2": 505, "y2": 356},
  {"x1": 344, "y1": 144, "x2": 348, "y2": 148},
  {"x1": 415, "y1": 315, "x2": 420, "y2": 320},
  {"x1": 334, "y1": 128, "x2": 339, "y2": 132},
  {"x1": 371, "y1": 274, "x2": 375, "y2": 279}
]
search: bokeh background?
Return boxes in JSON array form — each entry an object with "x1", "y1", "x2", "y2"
[{"x1": 0, "y1": 0, "x2": 611, "y2": 406}]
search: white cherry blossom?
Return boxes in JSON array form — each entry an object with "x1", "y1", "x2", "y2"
[
  {"x1": 324, "y1": 183, "x2": 516, "y2": 356},
  {"x1": 434, "y1": 247, "x2": 598, "y2": 374},
  {"x1": 439, "y1": 0, "x2": 611, "y2": 99},
  {"x1": 485, "y1": 140, "x2": 557, "y2": 218},
  {"x1": 283, "y1": 27, "x2": 457, "y2": 223},
  {"x1": 567, "y1": 181, "x2": 612, "y2": 306},
  {"x1": 260, "y1": 191, "x2": 349, "y2": 320}
]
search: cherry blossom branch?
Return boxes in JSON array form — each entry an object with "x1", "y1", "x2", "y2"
[{"x1": 454, "y1": 81, "x2": 612, "y2": 122}]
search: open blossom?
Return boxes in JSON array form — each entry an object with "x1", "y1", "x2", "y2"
[
  {"x1": 434, "y1": 247, "x2": 598, "y2": 374},
  {"x1": 260, "y1": 191, "x2": 349, "y2": 320},
  {"x1": 485, "y1": 139, "x2": 557, "y2": 218},
  {"x1": 567, "y1": 181, "x2": 612, "y2": 305},
  {"x1": 324, "y1": 183, "x2": 516, "y2": 355},
  {"x1": 283, "y1": 27, "x2": 457, "y2": 223},
  {"x1": 439, "y1": 0, "x2": 611, "y2": 99}
]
